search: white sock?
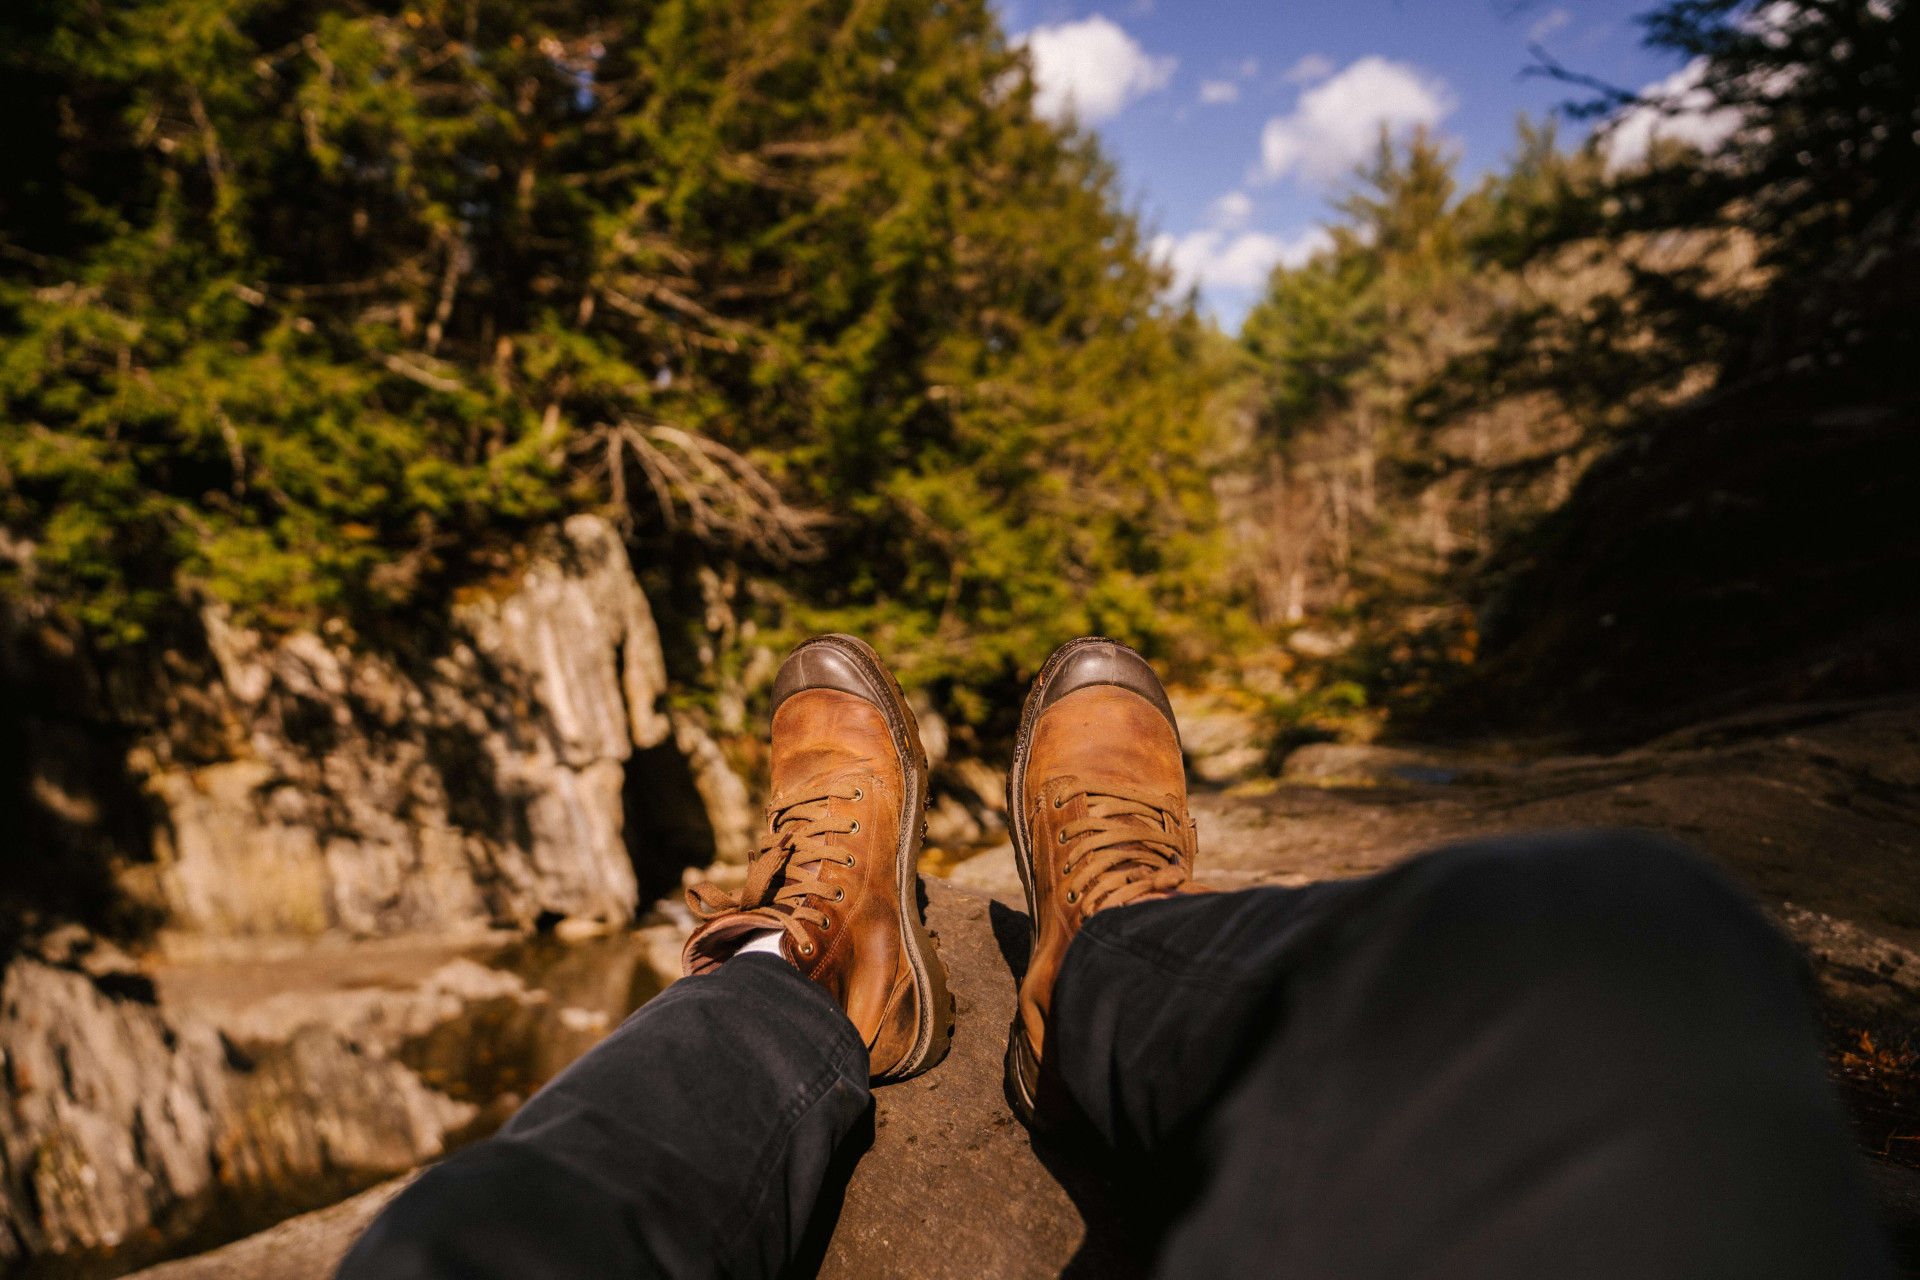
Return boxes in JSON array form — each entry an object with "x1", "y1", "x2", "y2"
[{"x1": 733, "y1": 928, "x2": 788, "y2": 961}]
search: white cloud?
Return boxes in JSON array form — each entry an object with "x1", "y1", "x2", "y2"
[
  {"x1": 1283, "y1": 54, "x2": 1335, "y2": 85},
  {"x1": 1239, "y1": 57, "x2": 1260, "y2": 79},
  {"x1": 1258, "y1": 56, "x2": 1454, "y2": 184},
  {"x1": 1527, "y1": 8, "x2": 1571, "y2": 43},
  {"x1": 1605, "y1": 57, "x2": 1742, "y2": 171},
  {"x1": 1153, "y1": 224, "x2": 1330, "y2": 294},
  {"x1": 1199, "y1": 79, "x2": 1240, "y2": 104},
  {"x1": 1210, "y1": 191, "x2": 1254, "y2": 229},
  {"x1": 1017, "y1": 15, "x2": 1176, "y2": 125}
]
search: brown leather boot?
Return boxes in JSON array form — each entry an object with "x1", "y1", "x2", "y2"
[
  {"x1": 1004, "y1": 637, "x2": 1204, "y2": 1123},
  {"x1": 681, "y1": 635, "x2": 953, "y2": 1081}
]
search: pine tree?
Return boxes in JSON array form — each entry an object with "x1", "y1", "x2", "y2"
[{"x1": 0, "y1": 0, "x2": 1228, "y2": 714}]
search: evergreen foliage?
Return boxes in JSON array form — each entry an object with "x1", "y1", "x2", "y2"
[
  {"x1": 1236, "y1": 0, "x2": 1917, "y2": 732},
  {"x1": 1234, "y1": 131, "x2": 1554, "y2": 718},
  {"x1": 1620, "y1": 0, "x2": 1916, "y2": 278},
  {"x1": 0, "y1": 0, "x2": 1227, "y2": 710},
  {"x1": 1536, "y1": 0, "x2": 1919, "y2": 371}
]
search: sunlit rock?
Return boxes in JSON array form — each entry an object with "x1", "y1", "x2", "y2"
[{"x1": 148, "y1": 516, "x2": 677, "y2": 942}]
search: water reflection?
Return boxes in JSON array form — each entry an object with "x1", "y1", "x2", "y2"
[{"x1": 402, "y1": 931, "x2": 667, "y2": 1142}]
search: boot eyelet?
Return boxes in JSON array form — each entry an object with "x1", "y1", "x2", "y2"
[
  {"x1": 821, "y1": 917, "x2": 833, "y2": 931},
  {"x1": 844, "y1": 855, "x2": 856, "y2": 869},
  {"x1": 1052, "y1": 796, "x2": 1063, "y2": 809},
  {"x1": 832, "y1": 887, "x2": 845, "y2": 902},
  {"x1": 848, "y1": 819, "x2": 860, "y2": 833},
  {"x1": 1065, "y1": 890, "x2": 1077, "y2": 904},
  {"x1": 1061, "y1": 862, "x2": 1071, "y2": 875},
  {"x1": 799, "y1": 942, "x2": 815, "y2": 956},
  {"x1": 1057, "y1": 830, "x2": 1067, "y2": 844},
  {"x1": 852, "y1": 787, "x2": 864, "y2": 801}
]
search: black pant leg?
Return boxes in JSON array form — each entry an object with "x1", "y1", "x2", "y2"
[
  {"x1": 1049, "y1": 829, "x2": 1894, "y2": 1280},
  {"x1": 336, "y1": 953, "x2": 869, "y2": 1280}
]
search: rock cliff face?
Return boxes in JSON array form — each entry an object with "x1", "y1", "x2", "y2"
[
  {"x1": 0, "y1": 947, "x2": 476, "y2": 1272},
  {"x1": 138, "y1": 514, "x2": 681, "y2": 943},
  {"x1": 0, "y1": 920, "x2": 692, "y2": 1277},
  {"x1": 0, "y1": 514, "x2": 726, "y2": 1275}
]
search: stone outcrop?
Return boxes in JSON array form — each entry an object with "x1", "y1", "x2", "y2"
[
  {"x1": 0, "y1": 953, "x2": 468, "y2": 1273},
  {"x1": 2, "y1": 956, "x2": 230, "y2": 1265},
  {"x1": 1779, "y1": 904, "x2": 1920, "y2": 1029},
  {"x1": 1166, "y1": 691, "x2": 1268, "y2": 786},
  {"x1": 1277, "y1": 741, "x2": 1464, "y2": 787},
  {"x1": 0, "y1": 920, "x2": 681, "y2": 1276},
  {"x1": 0, "y1": 513, "x2": 733, "y2": 1275},
  {"x1": 139, "y1": 514, "x2": 692, "y2": 943},
  {"x1": 668, "y1": 711, "x2": 756, "y2": 867}
]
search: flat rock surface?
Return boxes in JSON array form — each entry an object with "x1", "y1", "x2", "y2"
[
  {"x1": 128, "y1": 1177, "x2": 417, "y2": 1280},
  {"x1": 1190, "y1": 697, "x2": 1920, "y2": 952}
]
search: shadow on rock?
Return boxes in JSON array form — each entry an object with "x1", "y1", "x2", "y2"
[
  {"x1": 783, "y1": 1106, "x2": 876, "y2": 1280},
  {"x1": 989, "y1": 900, "x2": 1031, "y2": 985},
  {"x1": 987, "y1": 897, "x2": 1163, "y2": 1278},
  {"x1": 1029, "y1": 1129, "x2": 1161, "y2": 1280}
]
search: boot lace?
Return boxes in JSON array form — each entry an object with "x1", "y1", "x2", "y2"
[
  {"x1": 1053, "y1": 782, "x2": 1196, "y2": 920},
  {"x1": 685, "y1": 786, "x2": 861, "y2": 956}
]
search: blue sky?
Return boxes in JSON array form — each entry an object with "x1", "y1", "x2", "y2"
[{"x1": 994, "y1": 1, "x2": 1697, "y2": 331}]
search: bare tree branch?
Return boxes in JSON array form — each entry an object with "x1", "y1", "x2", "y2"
[
  {"x1": 382, "y1": 352, "x2": 464, "y2": 393},
  {"x1": 1521, "y1": 44, "x2": 1644, "y2": 119},
  {"x1": 591, "y1": 420, "x2": 826, "y2": 562},
  {"x1": 184, "y1": 85, "x2": 230, "y2": 204},
  {"x1": 425, "y1": 229, "x2": 470, "y2": 354}
]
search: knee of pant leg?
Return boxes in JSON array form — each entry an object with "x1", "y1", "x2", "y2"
[
  {"x1": 1369, "y1": 829, "x2": 1800, "y2": 1015},
  {"x1": 1404, "y1": 827, "x2": 1763, "y2": 939}
]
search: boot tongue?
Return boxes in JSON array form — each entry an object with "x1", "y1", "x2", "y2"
[
  {"x1": 772, "y1": 741, "x2": 866, "y2": 807},
  {"x1": 683, "y1": 909, "x2": 788, "y2": 976}
]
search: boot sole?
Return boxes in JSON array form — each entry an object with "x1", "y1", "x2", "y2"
[
  {"x1": 1001, "y1": 635, "x2": 1123, "y2": 1124},
  {"x1": 790, "y1": 634, "x2": 954, "y2": 1080}
]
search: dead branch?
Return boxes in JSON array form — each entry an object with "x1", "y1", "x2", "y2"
[
  {"x1": 424, "y1": 229, "x2": 470, "y2": 353},
  {"x1": 598, "y1": 288, "x2": 744, "y2": 352},
  {"x1": 382, "y1": 352, "x2": 464, "y2": 393},
  {"x1": 594, "y1": 420, "x2": 825, "y2": 562},
  {"x1": 184, "y1": 85, "x2": 229, "y2": 206}
]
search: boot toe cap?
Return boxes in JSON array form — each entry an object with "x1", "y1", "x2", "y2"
[
  {"x1": 1038, "y1": 638, "x2": 1179, "y2": 743},
  {"x1": 772, "y1": 635, "x2": 887, "y2": 714}
]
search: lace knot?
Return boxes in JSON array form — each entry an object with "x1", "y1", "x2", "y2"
[{"x1": 684, "y1": 785, "x2": 863, "y2": 955}]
